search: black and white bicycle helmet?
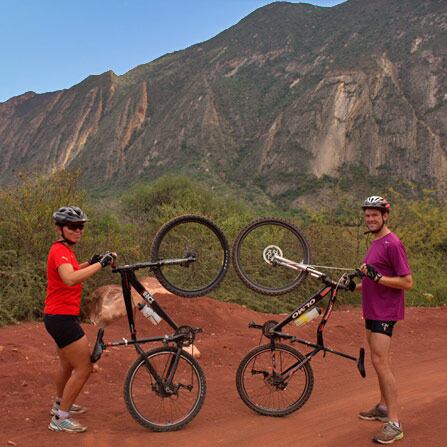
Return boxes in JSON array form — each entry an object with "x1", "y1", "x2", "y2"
[
  {"x1": 362, "y1": 196, "x2": 391, "y2": 213},
  {"x1": 53, "y1": 206, "x2": 88, "y2": 226}
]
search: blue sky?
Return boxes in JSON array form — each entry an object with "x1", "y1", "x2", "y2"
[{"x1": 0, "y1": 0, "x2": 345, "y2": 103}]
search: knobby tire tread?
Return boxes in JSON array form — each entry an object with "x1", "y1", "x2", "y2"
[
  {"x1": 150, "y1": 214, "x2": 230, "y2": 297},
  {"x1": 232, "y1": 217, "x2": 311, "y2": 295},
  {"x1": 124, "y1": 346, "x2": 206, "y2": 432},
  {"x1": 236, "y1": 343, "x2": 314, "y2": 417}
]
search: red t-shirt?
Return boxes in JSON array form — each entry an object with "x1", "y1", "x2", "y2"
[{"x1": 44, "y1": 242, "x2": 83, "y2": 315}]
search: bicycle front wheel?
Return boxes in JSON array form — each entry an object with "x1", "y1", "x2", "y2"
[
  {"x1": 236, "y1": 343, "x2": 314, "y2": 416},
  {"x1": 233, "y1": 218, "x2": 311, "y2": 295},
  {"x1": 150, "y1": 215, "x2": 230, "y2": 297},
  {"x1": 124, "y1": 347, "x2": 206, "y2": 432}
]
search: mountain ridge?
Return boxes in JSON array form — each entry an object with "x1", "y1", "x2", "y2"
[{"x1": 1, "y1": 0, "x2": 446, "y2": 202}]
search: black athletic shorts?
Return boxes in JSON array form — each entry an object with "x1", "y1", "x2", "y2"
[
  {"x1": 44, "y1": 314, "x2": 85, "y2": 348},
  {"x1": 365, "y1": 319, "x2": 397, "y2": 337}
]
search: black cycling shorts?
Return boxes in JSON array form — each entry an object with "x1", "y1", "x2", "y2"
[
  {"x1": 365, "y1": 319, "x2": 396, "y2": 337},
  {"x1": 44, "y1": 314, "x2": 85, "y2": 349}
]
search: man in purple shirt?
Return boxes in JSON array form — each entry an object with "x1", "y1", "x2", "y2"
[{"x1": 357, "y1": 196, "x2": 413, "y2": 445}]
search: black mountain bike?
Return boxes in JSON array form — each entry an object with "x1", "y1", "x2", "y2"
[
  {"x1": 232, "y1": 218, "x2": 365, "y2": 416},
  {"x1": 91, "y1": 215, "x2": 230, "y2": 431}
]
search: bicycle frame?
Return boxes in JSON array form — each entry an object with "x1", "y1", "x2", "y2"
[
  {"x1": 249, "y1": 254, "x2": 366, "y2": 378},
  {"x1": 116, "y1": 264, "x2": 180, "y2": 350},
  {"x1": 91, "y1": 259, "x2": 201, "y2": 389}
]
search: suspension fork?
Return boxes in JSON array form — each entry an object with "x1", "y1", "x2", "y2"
[
  {"x1": 137, "y1": 343, "x2": 183, "y2": 392},
  {"x1": 267, "y1": 338, "x2": 315, "y2": 381},
  {"x1": 279, "y1": 350, "x2": 318, "y2": 382},
  {"x1": 165, "y1": 347, "x2": 183, "y2": 385}
]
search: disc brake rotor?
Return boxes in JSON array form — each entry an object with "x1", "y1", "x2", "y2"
[{"x1": 263, "y1": 245, "x2": 283, "y2": 265}]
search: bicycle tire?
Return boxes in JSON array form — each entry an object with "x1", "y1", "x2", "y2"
[
  {"x1": 236, "y1": 343, "x2": 314, "y2": 417},
  {"x1": 150, "y1": 215, "x2": 230, "y2": 297},
  {"x1": 232, "y1": 218, "x2": 311, "y2": 295},
  {"x1": 124, "y1": 346, "x2": 206, "y2": 432}
]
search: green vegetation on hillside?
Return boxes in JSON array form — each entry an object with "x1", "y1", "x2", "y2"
[{"x1": 1, "y1": 172, "x2": 446, "y2": 326}]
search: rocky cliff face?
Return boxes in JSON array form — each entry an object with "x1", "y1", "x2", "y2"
[{"x1": 1, "y1": 0, "x2": 446, "y2": 200}]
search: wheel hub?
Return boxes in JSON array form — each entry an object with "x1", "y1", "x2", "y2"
[{"x1": 263, "y1": 245, "x2": 283, "y2": 265}]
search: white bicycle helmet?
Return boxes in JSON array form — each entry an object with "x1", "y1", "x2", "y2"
[{"x1": 362, "y1": 196, "x2": 391, "y2": 213}]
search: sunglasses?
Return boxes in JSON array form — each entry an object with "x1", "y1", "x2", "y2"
[{"x1": 65, "y1": 223, "x2": 85, "y2": 231}]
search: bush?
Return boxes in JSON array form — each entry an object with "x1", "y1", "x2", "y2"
[
  {"x1": 0, "y1": 251, "x2": 46, "y2": 324},
  {"x1": 1, "y1": 172, "x2": 445, "y2": 326},
  {"x1": 0, "y1": 172, "x2": 85, "y2": 325}
]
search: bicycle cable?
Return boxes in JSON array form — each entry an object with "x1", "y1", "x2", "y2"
[{"x1": 308, "y1": 264, "x2": 356, "y2": 272}]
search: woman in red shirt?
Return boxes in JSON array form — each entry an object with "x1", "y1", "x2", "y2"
[{"x1": 44, "y1": 206, "x2": 115, "y2": 433}]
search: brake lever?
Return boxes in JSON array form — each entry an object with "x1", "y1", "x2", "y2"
[
  {"x1": 354, "y1": 268, "x2": 365, "y2": 278},
  {"x1": 341, "y1": 270, "x2": 362, "y2": 291}
]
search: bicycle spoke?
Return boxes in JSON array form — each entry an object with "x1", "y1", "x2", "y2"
[
  {"x1": 236, "y1": 344, "x2": 314, "y2": 416},
  {"x1": 233, "y1": 218, "x2": 311, "y2": 295},
  {"x1": 151, "y1": 216, "x2": 229, "y2": 297},
  {"x1": 125, "y1": 348, "x2": 206, "y2": 431}
]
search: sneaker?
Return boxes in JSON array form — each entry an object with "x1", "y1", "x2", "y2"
[
  {"x1": 50, "y1": 402, "x2": 87, "y2": 416},
  {"x1": 373, "y1": 422, "x2": 404, "y2": 444},
  {"x1": 358, "y1": 404, "x2": 388, "y2": 422},
  {"x1": 48, "y1": 416, "x2": 87, "y2": 433}
]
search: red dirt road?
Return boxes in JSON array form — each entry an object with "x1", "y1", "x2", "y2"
[{"x1": 1, "y1": 294, "x2": 446, "y2": 447}]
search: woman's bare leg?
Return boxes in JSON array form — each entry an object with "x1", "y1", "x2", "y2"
[{"x1": 57, "y1": 335, "x2": 92, "y2": 412}]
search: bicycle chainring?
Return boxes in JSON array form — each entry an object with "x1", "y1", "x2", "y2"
[
  {"x1": 174, "y1": 325, "x2": 195, "y2": 347},
  {"x1": 262, "y1": 320, "x2": 279, "y2": 339}
]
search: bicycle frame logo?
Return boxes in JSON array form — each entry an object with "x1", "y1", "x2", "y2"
[
  {"x1": 143, "y1": 291, "x2": 155, "y2": 304},
  {"x1": 291, "y1": 298, "x2": 316, "y2": 320},
  {"x1": 290, "y1": 286, "x2": 332, "y2": 321}
]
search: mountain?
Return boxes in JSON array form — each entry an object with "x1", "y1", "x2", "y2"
[{"x1": 1, "y1": 0, "x2": 446, "y2": 203}]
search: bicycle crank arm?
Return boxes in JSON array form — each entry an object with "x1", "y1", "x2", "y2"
[{"x1": 248, "y1": 321, "x2": 263, "y2": 330}]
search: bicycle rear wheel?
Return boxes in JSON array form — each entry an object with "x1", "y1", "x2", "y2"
[
  {"x1": 124, "y1": 346, "x2": 206, "y2": 432},
  {"x1": 233, "y1": 218, "x2": 311, "y2": 295},
  {"x1": 236, "y1": 343, "x2": 314, "y2": 417},
  {"x1": 150, "y1": 215, "x2": 230, "y2": 297}
]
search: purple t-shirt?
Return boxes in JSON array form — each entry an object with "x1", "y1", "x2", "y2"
[{"x1": 362, "y1": 232, "x2": 411, "y2": 321}]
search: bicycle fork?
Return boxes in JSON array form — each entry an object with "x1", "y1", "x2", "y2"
[{"x1": 139, "y1": 346, "x2": 189, "y2": 397}]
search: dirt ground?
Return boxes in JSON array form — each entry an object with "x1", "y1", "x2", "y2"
[{"x1": 1, "y1": 282, "x2": 446, "y2": 447}]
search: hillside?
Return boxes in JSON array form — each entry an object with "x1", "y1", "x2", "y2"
[{"x1": 0, "y1": 0, "x2": 446, "y2": 203}]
